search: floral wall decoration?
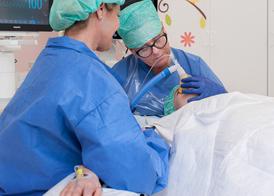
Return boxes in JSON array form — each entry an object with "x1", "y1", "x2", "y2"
[
  {"x1": 158, "y1": 0, "x2": 172, "y2": 26},
  {"x1": 158, "y1": 0, "x2": 208, "y2": 49},
  {"x1": 159, "y1": 0, "x2": 207, "y2": 28},
  {"x1": 185, "y1": 0, "x2": 207, "y2": 29},
  {"x1": 180, "y1": 32, "x2": 195, "y2": 47}
]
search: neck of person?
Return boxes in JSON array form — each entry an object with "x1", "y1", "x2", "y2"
[
  {"x1": 151, "y1": 58, "x2": 172, "y2": 74},
  {"x1": 152, "y1": 66, "x2": 166, "y2": 74},
  {"x1": 64, "y1": 17, "x2": 100, "y2": 52}
]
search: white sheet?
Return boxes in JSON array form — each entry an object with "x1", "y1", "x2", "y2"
[
  {"x1": 151, "y1": 92, "x2": 274, "y2": 196},
  {"x1": 134, "y1": 115, "x2": 159, "y2": 128}
]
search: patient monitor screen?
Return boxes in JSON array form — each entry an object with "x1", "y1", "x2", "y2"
[{"x1": 0, "y1": 0, "x2": 50, "y2": 25}]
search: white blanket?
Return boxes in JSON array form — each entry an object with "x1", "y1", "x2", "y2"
[{"x1": 152, "y1": 92, "x2": 274, "y2": 196}]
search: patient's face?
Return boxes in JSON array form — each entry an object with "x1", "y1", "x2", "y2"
[{"x1": 174, "y1": 90, "x2": 196, "y2": 110}]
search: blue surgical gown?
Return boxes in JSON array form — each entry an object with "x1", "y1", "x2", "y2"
[
  {"x1": 112, "y1": 48, "x2": 224, "y2": 116},
  {"x1": 0, "y1": 36, "x2": 169, "y2": 195}
]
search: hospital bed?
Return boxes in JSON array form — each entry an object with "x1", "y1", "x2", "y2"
[
  {"x1": 46, "y1": 92, "x2": 274, "y2": 196},
  {"x1": 150, "y1": 92, "x2": 274, "y2": 196}
]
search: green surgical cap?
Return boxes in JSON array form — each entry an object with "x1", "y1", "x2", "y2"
[
  {"x1": 164, "y1": 85, "x2": 179, "y2": 116},
  {"x1": 118, "y1": 0, "x2": 162, "y2": 49},
  {"x1": 50, "y1": 0, "x2": 125, "y2": 31}
]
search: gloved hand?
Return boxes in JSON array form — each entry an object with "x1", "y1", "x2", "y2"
[{"x1": 181, "y1": 76, "x2": 227, "y2": 102}]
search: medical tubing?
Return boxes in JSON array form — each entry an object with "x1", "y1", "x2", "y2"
[
  {"x1": 170, "y1": 51, "x2": 190, "y2": 93},
  {"x1": 130, "y1": 66, "x2": 177, "y2": 111}
]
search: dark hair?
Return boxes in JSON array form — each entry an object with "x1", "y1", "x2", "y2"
[{"x1": 105, "y1": 3, "x2": 119, "y2": 11}]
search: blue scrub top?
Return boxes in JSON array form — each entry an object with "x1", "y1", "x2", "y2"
[
  {"x1": 112, "y1": 48, "x2": 224, "y2": 116},
  {"x1": 0, "y1": 36, "x2": 169, "y2": 195}
]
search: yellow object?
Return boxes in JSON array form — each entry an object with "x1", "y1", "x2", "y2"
[
  {"x1": 200, "y1": 18, "x2": 206, "y2": 29},
  {"x1": 189, "y1": 0, "x2": 199, "y2": 3},
  {"x1": 75, "y1": 165, "x2": 84, "y2": 178},
  {"x1": 178, "y1": 73, "x2": 190, "y2": 94},
  {"x1": 165, "y1": 14, "x2": 172, "y2": 26}
]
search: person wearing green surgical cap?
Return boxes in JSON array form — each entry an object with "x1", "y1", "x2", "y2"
[
  {"x1": 164, "y1": 85, "x2": 196, "y2": 116},
  {"x1": 0, "y1": 0, "x2": 170, "y2": 195},
  {"x1": 50, "y1": 0, "x2": 124, "y2": 31},
  {"x1": 112, "y1": 0, "x2": 227, "y2": 117},
  {"x1": 50, "y1": 0, "x2": 125, "y2": 50}
]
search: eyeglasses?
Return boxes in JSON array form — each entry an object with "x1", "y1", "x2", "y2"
[{"x1": 135, "y1": 33, "x2": 168, "y2": 58}]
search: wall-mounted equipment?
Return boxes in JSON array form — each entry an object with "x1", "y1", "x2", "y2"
[{"x1": 0, "y1": 0, "x2": 53, "y2": 31}]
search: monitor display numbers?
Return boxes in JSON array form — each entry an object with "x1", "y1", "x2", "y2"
[
  {"x1": 28, "y1": 0, "x2": 44, "y2": 10},
  {"x1": 0, "y1": 0, "x2": 50, "y2": 25}
]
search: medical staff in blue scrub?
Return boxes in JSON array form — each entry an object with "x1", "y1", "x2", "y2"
[
  {"x1": 112, "y1": 0, "x2": 227, "y2": 117},
  {"x1": 0, "y1": 0, "x2": 169, "y2": 195}
]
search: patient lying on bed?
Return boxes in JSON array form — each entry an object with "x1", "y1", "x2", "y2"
[
  {"x1": 153, "y1": 90, "x2": 274, "y2": 196},
  {"x1": 163, "y1": 85, "x2": 196, "y2": 115},
  {"x1": 48, "y1": 88, "x2": 274, "y2": 196}
]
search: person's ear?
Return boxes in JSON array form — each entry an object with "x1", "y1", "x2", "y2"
[
  {"x1": 95, "y1": 4, "x2": 105, "y2": 21},
  {"x1": 129, "y1": 48, "x2": 134, "y2": 54},
  {"x1": 129, "y1": 48, "x2": 138, "y2": 57}
]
